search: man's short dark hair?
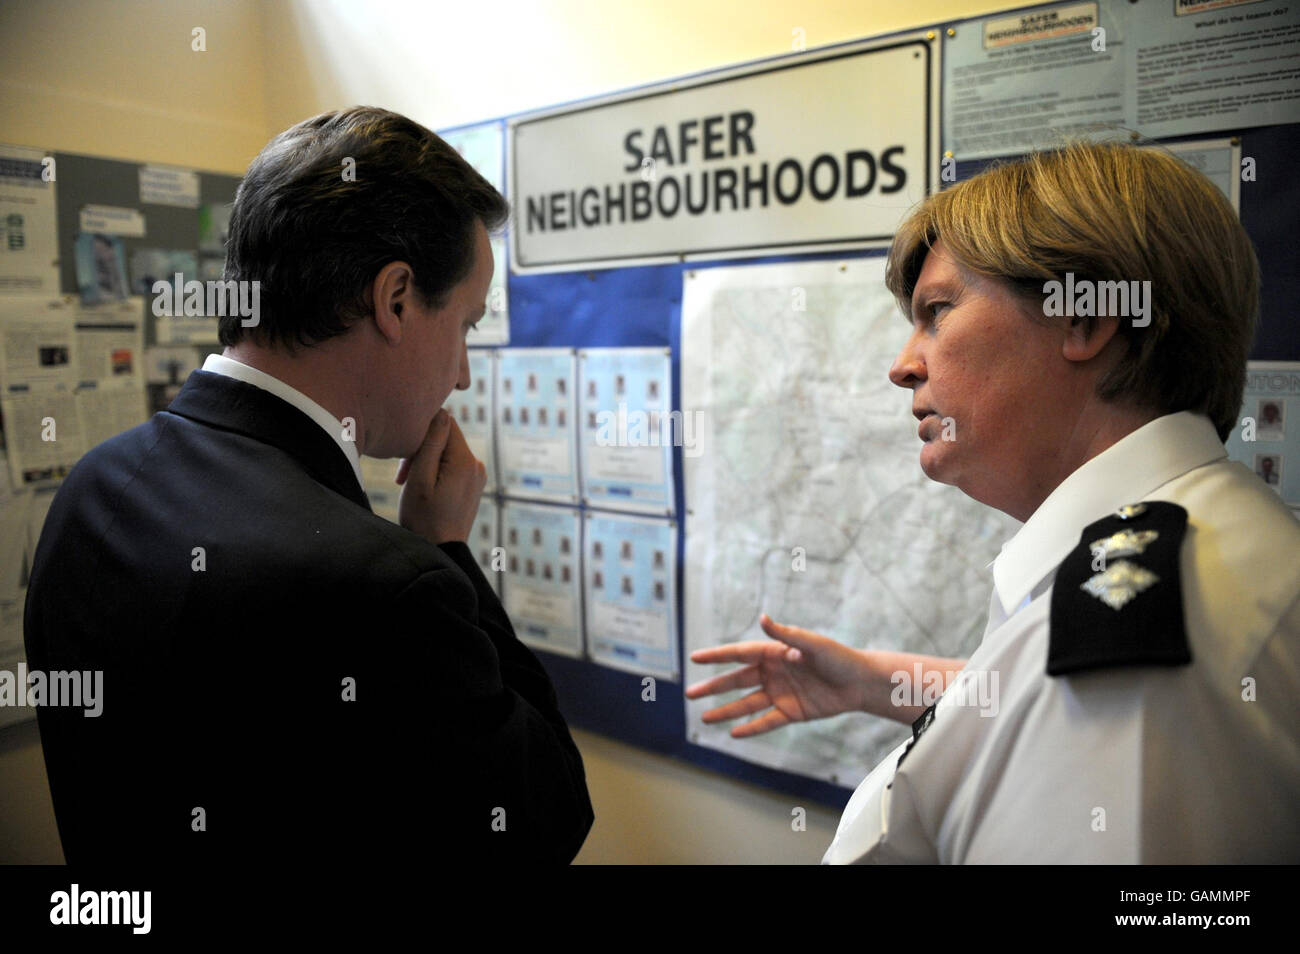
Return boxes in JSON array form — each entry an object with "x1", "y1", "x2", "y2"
[{"x1": 220, "y1": 106, "x2": 509, "y2": 350}]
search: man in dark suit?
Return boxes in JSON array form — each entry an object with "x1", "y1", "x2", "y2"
[{"x1": 24, "y1": 107, "x2": 594, "y2": 865}]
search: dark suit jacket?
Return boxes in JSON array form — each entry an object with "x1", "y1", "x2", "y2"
[{"x1": 24, "y1": 369, "x2": 593, "y2": 865}]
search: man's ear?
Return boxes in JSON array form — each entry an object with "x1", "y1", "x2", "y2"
[
  {"x1": 1062, "y1": 314, "x2": 1122, "y2": 364},
  {"x1": 370, "y1": 261, "x2": 416, "y2": 346}
]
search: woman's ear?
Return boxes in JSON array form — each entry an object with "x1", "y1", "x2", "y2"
[{"x1": 1062, "y1": 314, "x2": 1121, "y2": 364}]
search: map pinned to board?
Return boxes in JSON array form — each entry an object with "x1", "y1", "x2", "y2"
[{"x1": 682, "y1": 257, "x2": 1018, "y2": 787}]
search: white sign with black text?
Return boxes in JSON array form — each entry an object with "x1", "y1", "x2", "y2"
[{"x1": 510, "y1": 34, "x2": 939, "y2": 272}]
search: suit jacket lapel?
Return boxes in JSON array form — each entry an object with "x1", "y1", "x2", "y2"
[{"x1": 166, "y1": 369, "x2": 372, "y2": 512}]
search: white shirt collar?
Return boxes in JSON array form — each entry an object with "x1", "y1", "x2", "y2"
[
  {"x1": 201, "y1": 353, "x2": 364, "y2": 490},
  {"x1": 990, "y1": 411, "x2": 1226, "y2": 619}
]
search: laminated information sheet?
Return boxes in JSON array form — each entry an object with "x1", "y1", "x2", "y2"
[
  {"x1": 584, "y1": 511, "x2": 678, "y2": 680},
  {"x1": 944, "y1": 0, "x2": 1300, "y2": 159},
  {"x1": 501, "y1": 501, "x2": 583, "y2": 658},
  {"x1": 1225, "y1": 361, "x2": 1300, "y2": 511}
]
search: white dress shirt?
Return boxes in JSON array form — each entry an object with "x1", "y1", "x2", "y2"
[
  {"x1": 824, "y1": 411, "x2": 1300, "y2": 863},
  {"x1": 201, "y1": 353, "x2": 365, "y2": 491}
]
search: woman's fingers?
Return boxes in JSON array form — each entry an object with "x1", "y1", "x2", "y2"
[
  {"x1": 698, "y1": 688, "x2": 773, "y2": 724},
  {"x1": 689, "y1": 641, "x2": 772, "y2": 666},
  {"x1": 684, "y1": 664, "x2": 763, "y2": 700},
  {"x1": 758, "y1": 613, "x2": 822, "y2": 653},
  {"x1": 730, "y1": 707, "x2": 793, "y2": 738},
  {"x1": 690, "y1": 616, "x2": 820, "y2": 669}
]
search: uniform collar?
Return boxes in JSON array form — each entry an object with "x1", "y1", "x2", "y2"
[
  {"x1": 990, "y1": 411, "x2": 1225, "y2": 619},
  {"x1": 166, "y1": 367, "x2": 371, "y2": 511}
]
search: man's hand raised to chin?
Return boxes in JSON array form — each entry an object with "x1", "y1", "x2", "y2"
[{"x1": 395, "y1": 408, "x2": 487, "y2": 544}]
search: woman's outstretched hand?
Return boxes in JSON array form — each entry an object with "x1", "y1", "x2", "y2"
[{"x1": 685, "y1": 614, "x2": 875, "y2": 738}]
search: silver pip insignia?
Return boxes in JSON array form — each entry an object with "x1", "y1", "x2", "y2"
[
  {"x1": 1080, "y1": 559, "x2": 1160, "y2": 610},
  {"x1": 1089, "y1": 528, "x2": 1159, "y2": 560}
]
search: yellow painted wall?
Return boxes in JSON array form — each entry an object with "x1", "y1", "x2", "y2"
[
  {"x1": 0, "y1": 0, "x2": 1017, "y2": 865},
  {"x1": 0, "y1": 0, "x2": 269, "y2": 170}
]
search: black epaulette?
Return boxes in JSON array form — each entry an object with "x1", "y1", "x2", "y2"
[{"x1": 1047, "y1": 500, "x2": 1192, "y2": 676}]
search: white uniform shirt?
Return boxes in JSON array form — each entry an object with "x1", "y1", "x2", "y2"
[{"x1": 823, "y1": 411, "x2": 1300, "y2": 863}]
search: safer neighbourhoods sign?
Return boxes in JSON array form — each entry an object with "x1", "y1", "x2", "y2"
[{"x1": 509, "y1": 34, "x2": 939, "y2": 272}]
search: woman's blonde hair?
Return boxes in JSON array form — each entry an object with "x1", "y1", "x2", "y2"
[{"x1": 885, "y1": 140, "x2": 1258, "y2": 441}]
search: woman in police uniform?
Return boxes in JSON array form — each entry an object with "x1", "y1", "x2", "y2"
[{"x1": 686, "y1": 140, "x2": 1300, "y2": 863}]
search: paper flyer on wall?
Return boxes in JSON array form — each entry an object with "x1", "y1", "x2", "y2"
[
  {"x1": 1225, "y1": 361, "x2": 1300, "y2": 508},
  {"x1": 578, "y1": 347, "x2": 676, "y2": 515},
  {"x1": 79, "y1": 205, "x2": 146, "y2": 238},
  {"x1": 1152, "y1": 138, "x2": 1241, "y2": 212},
  {"x1": 74, "y1": 233, "x2": 129, "y2": 304},
  {"x1": 496, "y1": 348, "x2": 579, "y2": 502},
  {"x1": 0, "y1": 144, "x2": 60, "y2": 296},
  {"x1": 943, "y1": 0, "x2": 1300, "y2": 159},
  {"x1": 129, "y1": 248, "x2": 197, "y2": 296},
  {"x1": 445, "y1": 349, "x2": 497, "y2": 491},
  {"x1": 1, "y1": 390, "x2": 84, "y2": 489},
  {"x1": 0, "y1": 296, "x2": 78, "y2": 392},
  {"x1": 139, "y1": 164, "x2": 200, "y2": 209},
  {"x1": 944, "y1": 2, "x2": 1129, "y2": 159},
  {"x1": 150, "y1": 276, "x2": 222, "y2": 344},
  {"x1": 72, "y1": 297, "x2": 145, "y2": 387},
  {"x1": 74, "y1": 384, "x2": 148, "y2": 452},
  {"x1": 1126, "y1": 0, "x2": 1300, "y2": 141},
  {"x1": 441, "y1": 125, "x2": 510, "y2": 342},
  {"x1": 1, "y1": 296, "x2": 148, "y2": 488},
  {"x1": 584, "y1": 511, "x2": 678, "y2": 680},
  {"x1": 501, "y1": 501, "x2": 583, "y2": 658},
  {"x1": 143, "y1": 344, "x2": 202, "y2": 414},
  {"x1": 471, "y1": 236, "x2": 510, "y2": 346}
]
